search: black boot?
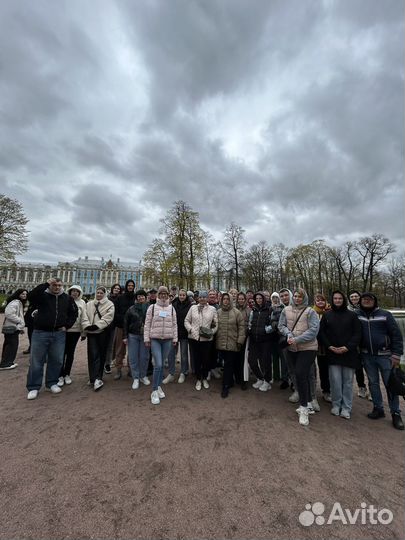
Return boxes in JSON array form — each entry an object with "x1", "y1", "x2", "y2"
[
  {"x1": 240, "y1": 381, "x2": 248, "y2": 391},
  {"x1": 392, "y1": 413, "x2": 404, "y2": 430},
  {"x1": 221, "y1": 387, "x2": 229, "y2": 399},
  {"x1": 367, "y1": 407, "x2": 385, "y2": 419}
]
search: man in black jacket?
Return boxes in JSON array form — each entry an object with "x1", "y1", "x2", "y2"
[
  {"x1": 26, "y1": 278, "x2": 78, "y2": 400},
  {"x1": 357, "y1": 293, "x2": 404, "y2": 430}
]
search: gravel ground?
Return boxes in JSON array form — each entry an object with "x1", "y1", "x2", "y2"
[{"x1": 0, "y1": 326, "x2": 404, "y2": 540}]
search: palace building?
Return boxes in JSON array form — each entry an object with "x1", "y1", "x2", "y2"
[{"x1": 0, "y1": 256, "x2": 143, "y2": 295}]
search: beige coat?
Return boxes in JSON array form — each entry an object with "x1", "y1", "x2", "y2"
[
  {"x1": 281, "y1": 305, "x2": 319, "y2": 352},
  {"x1": 82, "y1": 296, "x2": 115, "y2": 334}
]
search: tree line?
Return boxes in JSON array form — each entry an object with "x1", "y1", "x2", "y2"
[{"x1": 142, "y1": 200, "x2": 405, "y2": 308}]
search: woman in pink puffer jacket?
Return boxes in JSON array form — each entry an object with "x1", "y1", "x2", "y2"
[{"x1": 144, "y1": 286, "x2": 177, "y2": 405}]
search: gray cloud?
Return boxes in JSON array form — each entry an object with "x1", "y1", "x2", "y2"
[{"x1": 0, "y1": 0, "x2": 403, "y2": 264}]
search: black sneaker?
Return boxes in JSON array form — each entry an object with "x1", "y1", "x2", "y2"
[
  {"x1": 392, "y1": 413, "x2": 404, "y2": 430},
  {"x1": 280, "y1": 380, "x2": 289, "y2": 390},
  {"x1": 367, "y1": 407, "x2": 385, "y2": 419},
  {"x1": 104, "y1": 365, "x2": 112, "y2": 374},
  {"x1": 221, "y1": 387, "x2": 229, "y2": 399},
  {"x1": 240, "y1": 381, "x2": 248, "y2": 391}
]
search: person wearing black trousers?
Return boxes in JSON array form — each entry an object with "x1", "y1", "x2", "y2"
[
  {"x1": 216, "y1": 293, "x2": 246, "y2": 398},
  {"x1": 0, "y1": 289, "x2": 27, "y2": 370},
  {"x1": 247, "y1": 292, "x2": 273, "y2": 392},
  {"x1": 57, "y1": 285, "x2": 87, "y2": 387},
  {"x1": 82, "y1": 287, "x2": 115, "y2": 391}
]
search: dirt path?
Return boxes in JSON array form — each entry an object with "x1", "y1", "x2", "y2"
[{"x1": 0, "y1": 327, "x2": 404, "y2": 540}]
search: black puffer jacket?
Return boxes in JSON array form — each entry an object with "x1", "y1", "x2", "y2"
[
  {"x1": 28, "y1": 283, "x2": 78, "y2": 331},
  {"x1": 171, "y1": 297, "x2": 192, "y2": 340},
  {"x1": 248, "y1": 293, "x2": 272, "y2": 343},
  {"x1": 123, "y1": 302, "x2": 149, "y2": 338},
  {"x1": 319, "y1": 290, "x2": 362, "y2": 368},
  {"x1": 356, "y1": 293, "x2": 403, "y2": 357}
]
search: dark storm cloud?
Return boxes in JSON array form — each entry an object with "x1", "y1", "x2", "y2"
[{"x1": 0, "y1": 0, "x2": 403, "y2": 262}]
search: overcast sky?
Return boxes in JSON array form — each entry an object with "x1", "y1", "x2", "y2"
[{"x1": 0, "y1": 0, "x2": 403, "y2": 264}]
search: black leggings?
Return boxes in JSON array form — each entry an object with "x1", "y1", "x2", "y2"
[
  {"x1": 248, "y1": 341, "x2": 271, "y2": 383},
  {"x1": 287, "y1": 350, "x2": 316, "y2": 407},
  {"x1": 188, "y1": 339, "x2": 212, "y2": 380},
  {"x1": 60, "y1": 332, "x2": 81, "y2": 376}
]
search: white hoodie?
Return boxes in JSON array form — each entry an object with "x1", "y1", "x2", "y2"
[{"x1": 67, "y1": 285, "x2": 87, "y2": 334}]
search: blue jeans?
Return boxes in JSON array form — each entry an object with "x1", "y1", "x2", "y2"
[
  {"x1": 167, "y1": 339, "x2": 189, "y2": 376},
  {"x1": 151, "y1": 339, "x2": 173, "y2": 391},
  {"x1": 27, "y1": 330, "x2": 66, "y2": 391},
  {"x1": 362, "y1": 354, "x2": 400, "y2": 414},
  {"x1": 128, "y1": 334, "x2": 149, "y2": 380},
  {"x1": 329, "y1": 364, "x2": 355, "y2": 413}
]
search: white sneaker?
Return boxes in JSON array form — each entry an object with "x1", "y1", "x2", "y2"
[
  {"x1": 340, "y1": 409, "x2": 351, "y2": 419},
  {"x1": 206, "y1": 372, "x2": 211, "y2": 381},
  {"x1": 49, "y1": 384, "x2": 62, "y2": 394},
  {"x1": 331, "y1": 407, "x2": 340, "y2": 416},
  {"x1": 195, "y1": 380, "x2": 202, "y2": 391},
  {"x1": 132, "y1": 379, "x2": 140, "y2": 390},
  {"x1": 94, "y1": 379, "x2": 104, "y2": 391},
  {"x1": 252, "y1": 379, "x2": 264, "y2": 389},
  {"x1": 27, "y1": 390, "x2": 38, "y2": 400},
  {"x1": 303, "y1": 404, "x2": 316, "y2": 415},
  {"x1": 162, "y1": 374, "x2": 175, "y2": 384},
  {"x1": 64, "y1": 375, "x2": 72, "y2": 385},
  {"x1": 310, "y1": 399, "x2": 320, "y2": 412},
  {"x1": 157, "y1": 386, "x2": 165, "y2": 399},
  {"x1": 288, "y1": 391, "x2": 299, "y2": 403},
  {"x1": 202, "y1": 379, "x2": 210, "y2": 389},
  {"x1": 322, "y1": 392, "x2": 332, "y2": 402},
  {"x1": 259, "y1": 381, "x2": 271, "y2": 392},
  {"x1": 57, "y1": 377, "x2": 64, "y2": 387},
  {"x1": 298, "y1": 406, "x2": 309, "y2": 426},
  {"x1": 211, "y1": 368, "x2": 221, "y2": 379},
  {"x1": 178, "y1": 373, "x2": 186, "y2": 383},
  {"x1": 358, "y1": 387, "x2": 367, "y2": 399},
  {"x1": 151, "y1": 390, "x2": 160, "y2": 405},
  {"x1": 140, "y1": 376, "x2": 150, "y2": 386}
]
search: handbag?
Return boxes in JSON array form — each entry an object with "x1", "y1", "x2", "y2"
[
  {"x1": 199, "y1": 326, "x2": 213, "y2": 339},
  {"x1": 278, "y1": 308, "x2": 308, "y2": 349},
  {"x1": 2, "y1": 325, "x2": 16, "y2": 334},
  {"x1": 387, "y1": 367, "x2": 405, "y2": 399}
]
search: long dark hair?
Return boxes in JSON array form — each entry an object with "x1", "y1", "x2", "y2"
[{"x1": 7, "y1": 289, "x2": 28, "y2": 306}]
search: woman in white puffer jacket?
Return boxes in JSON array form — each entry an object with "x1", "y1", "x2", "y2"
[
  {"x1": 57, "y1": 285, "x2": 87, "y2": 387},
  {"x1": 184, "y1": 290, "x2": 218, "y2": 391}
]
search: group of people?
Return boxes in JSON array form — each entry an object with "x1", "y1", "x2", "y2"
[{"x1": 1, "y1": 278, "x2": 403, "y2": 430}]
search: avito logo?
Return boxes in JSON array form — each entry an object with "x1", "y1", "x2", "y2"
[{"x1": 299, "y1": 502, "x2": 393, "y2": 526}]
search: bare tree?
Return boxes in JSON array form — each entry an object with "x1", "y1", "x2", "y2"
[
  {"x1": 355, "y1": 234, "x2": 396, "y2": 291},
  {"x1": 161, "y1": 200, "x2": 203, "y2": 289},
  {"x1": 222, "y1": 222, "x2": 247, "y2": 290},
  {"x1": 0, "y1": 195, "x2": 29, "y2": 262},
  {"x1": 242, "y1": 241, "x2": 273, "y2": 291}
]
